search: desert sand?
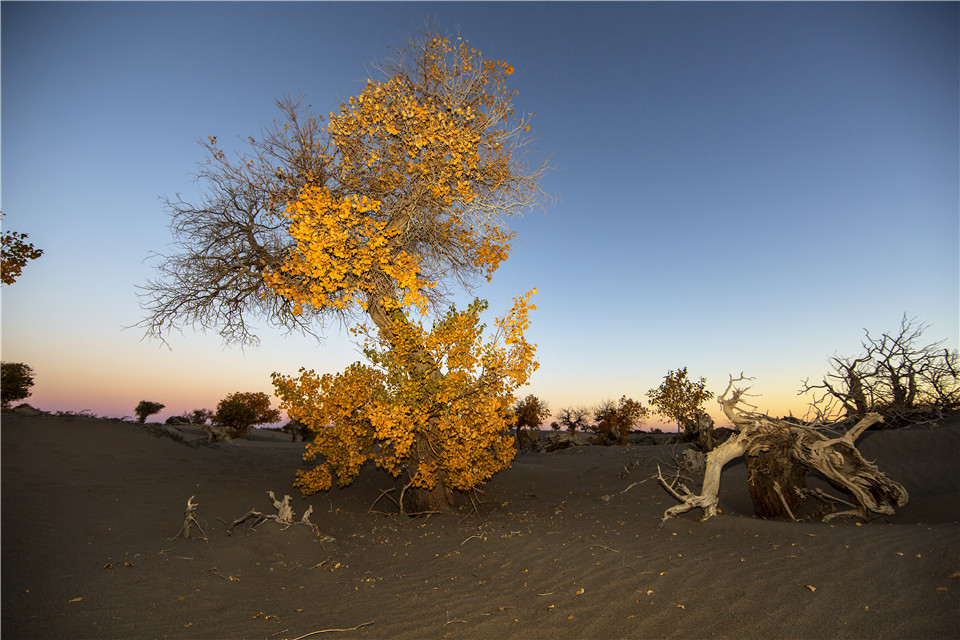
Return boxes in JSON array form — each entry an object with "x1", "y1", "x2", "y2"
[{"x1": 2, "y1": 411, "x2": 958, "y2": 639}]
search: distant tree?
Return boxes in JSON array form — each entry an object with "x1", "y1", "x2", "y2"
[
  {"x1": 513, "y1": 394, "x2": 550, "y2": 449},
  {"x1": 647, "y1": 367, "x2": 714, "y2": 434},
  {"x1": 594, "y1": 396, "x2": 649, "y2": 445},
  {"x1": 550, "y1": 421, "x2": 560, "y2": 431},
  {"x1": 801, "y1": 315, "x2": 959, "y2": 427},
  {"x1": 215, "y1": 392, "x2": 281, "y2": 438},
  {"x1": 1, "y1": 212, "x2": 43, "y2": 285},
  {"x1": 134, "y1": 400, "x2": 165, "y2": 423},
  {"x1": 556, "y1": 406, "x2": 591, "y2": 436},
  {"x1": 1, "y1": 362, "x2": 36, "y2": 408}
]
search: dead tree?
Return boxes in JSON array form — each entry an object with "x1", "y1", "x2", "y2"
[
  {"x1": 657, "y1": 374, "x2": 908, "y2": 525},
  {"x1": 801, "y1": 316, "x2": 959, "y2": 427}
]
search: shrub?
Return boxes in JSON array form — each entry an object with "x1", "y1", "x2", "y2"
[{"x1": 135, "y1": 400, "x2": 165, "y2": 423}]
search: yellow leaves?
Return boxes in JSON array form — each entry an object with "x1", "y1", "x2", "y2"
[{"x1": 273, "y1": 293, "x2": 538, "y2": 497}]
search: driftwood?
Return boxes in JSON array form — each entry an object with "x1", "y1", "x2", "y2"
[
  {"x1": 228, "y1": 491, "x2": 334, "y2": 541},
  {"x1": 657, "y1": 374, "x2": 908, "y2": 525},
  {"x1": 172, "y1": 495, "x2": 207, "y2": 540}
]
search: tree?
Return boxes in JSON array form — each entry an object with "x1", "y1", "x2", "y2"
[
  {"x1": 139, "y1": 31, "x2": 543, "y2": 348},
  {"x1": 513, "y1": 394, "x2": 550, "y2": 449},
  {"x1": 140, "y1": 29, "x2": 545, "y2": 511},
  {"x1": 555, "y1": 406, "x2": 591, "y2": 436},
  {"x1": 801, "y1": 315, "x2": 959, "y2": 427},
  {"x1": 1, "y1": 212, "x2": 44, "y2": 285},
  {"x1": 273, "y1": 293, "x2": 538, "y2": 514},
  {"x1": 647, "y1": 367, "x2": 714, "y2": 433},
  {"x1": 1, "y1": 362, "x2": 36, "y2": 408},
  {"x1": 215, "y1": 392, "x2": 281, "y2": 438},
  {"x1": 594, "y1": 396, "x2": 649, "y2": 445},
  {"x1": 134, "y1": 400, "x2": 165, "y2": 423}
]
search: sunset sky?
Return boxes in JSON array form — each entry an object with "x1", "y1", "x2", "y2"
[{"x1": 2, "y1": 2, "x2": 957, "y2": 428}]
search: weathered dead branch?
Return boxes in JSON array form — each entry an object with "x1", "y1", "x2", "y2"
[
  {"x1": 172, "y1": 495, "x2": 207, "y2": 540},
  {"x1": 228, "y1": 491, "x2": 334, "y2": 541}
]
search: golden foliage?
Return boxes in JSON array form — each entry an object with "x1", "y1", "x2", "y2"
[
  {"x1": 1, "y1": 213, "x2": 43, "y2": 286},
  {"x1": 595, "y1": 396, "x2": 650, "y2": 445},
  {"x1": 647, "y1": 367, "x2": 714, "y2": 429},
  {"x1": 261, "y1": 32, "x2": 540, "y2": 322},
  {"x1": 272, "y1": 290, "x2": 539, "y2": 496}
]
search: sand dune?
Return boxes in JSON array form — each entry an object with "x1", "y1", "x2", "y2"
[{"x1": 2, "y1": 412, "x2": 958, "y2": 639}]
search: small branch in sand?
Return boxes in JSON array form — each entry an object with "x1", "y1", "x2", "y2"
[
  {"x1": 368, "y1": 488, "x2": 400, "y2": 515},
  {"x1": 172, "y1": 496, "x2": 207, "y2": 541},
  {"x1": 619, "y1": 479, "x2": 648, "y2": 494},
  {"x1": 288, "y1": 621, "x2": 374, "y2": 638}
]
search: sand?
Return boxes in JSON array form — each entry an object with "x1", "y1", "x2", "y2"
[{"x1": 2, "y1": 411, "x2": 958, "y2": 639}]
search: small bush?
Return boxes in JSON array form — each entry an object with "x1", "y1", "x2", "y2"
[{"x1": 135, "y1": 400, "x2": 165, "y2": 424}]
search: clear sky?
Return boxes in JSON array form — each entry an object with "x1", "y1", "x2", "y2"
[{"x1": 2, "y1": 2, "x2": 957, "y2": 427}]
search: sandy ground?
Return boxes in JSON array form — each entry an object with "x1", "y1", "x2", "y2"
[{"x1": 2, "y1": 411, "x2": 958, "y2": 639}]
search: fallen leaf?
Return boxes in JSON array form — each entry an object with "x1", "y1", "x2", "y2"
[
  {"x1": 68, "y1": 597, "x2": 83, "y2": 603},
  {"x1": 676, "y1": 604, "x2": 685, "y2": 609},
  {"x1": 936, "y1": 587, "x2": 948, "y2": 592},
  {"x1": 646, "y1": 590, "x2": 654, "y2": 596},
  {"x1": 576, "y1": 588, "x2": 584, "y2": 595},
  {"x1": 806, "y1": 585, "x2": 816, "y2": 592},
  {"x1": 949, "y1": 571, "x2": 960, "y2": 579}
]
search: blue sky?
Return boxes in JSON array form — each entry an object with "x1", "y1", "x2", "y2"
[{"x1": 2, "y1": 2, "x2": 957, "y2": 426}]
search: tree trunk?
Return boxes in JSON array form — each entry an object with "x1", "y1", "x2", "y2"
[
  {"x1": 401, "y1": 432, "x2": 455, "y2": 515},
  {"x1": 402, "y1": 481, "x2": 454, "y2": 515},
  {"x1": 745, "y1": 433, "x2": 806, "y2": 519}
]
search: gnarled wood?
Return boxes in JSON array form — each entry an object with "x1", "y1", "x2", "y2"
[{"x1": 658, "y1": 374, "x2": 908, "y2": 525}]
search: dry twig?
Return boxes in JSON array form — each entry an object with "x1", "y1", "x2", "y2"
[{"x1": 289, "y1": 621, "x2": 374, "y2": 638}]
